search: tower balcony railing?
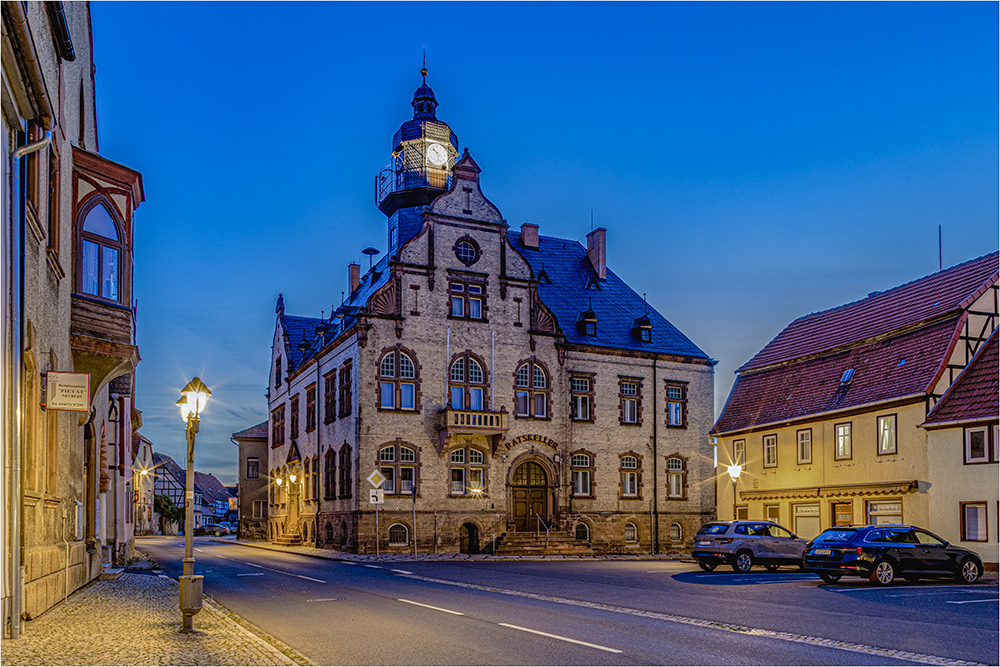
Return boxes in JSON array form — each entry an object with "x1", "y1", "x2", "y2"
[{"x1": 376, "y1": 165, "x2": 452, "y2": 207}]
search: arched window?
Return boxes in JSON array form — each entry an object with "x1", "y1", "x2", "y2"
[
  {"x1": 620, "y1": 454, "x2": 640, "y2": 498},
  {"x1": 449, "y1": 353, "x2": 488, "y2": 411},
  {"x1": 388, "y1": 523, "x2": 409, "y2": 546},
  {"x1": 624, "y1": 522, "x2": 638, "y2": 543},
  {"x1": 670, "y1": 522, "x2": 683, "y2": 542},
  {"x1": 571, "y1": 452, "x2": 594, "y2": 497},
  {"x1": 303, "y1": 459, "x2": 311, "y2": 499},
  {"x1": 667, "y1": 456, "x2": 687, "y2": 499},
  {"x1": 379, "y1": 349, "x2": 418, "y2": 410},
  {"x1": 575, "y1": 522, "x2": 590, "y2": 542},
  {"x1": 78, "y1": 199, "x2": 124, "y2": 302},
  {"x1": 324, "y1": 450, "x2": 336, "y2": 499},
  {"x1": 514, "y1": 360, "x2": 549, "y2": 418}
]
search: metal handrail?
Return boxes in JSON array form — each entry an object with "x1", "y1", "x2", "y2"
[
  {"x1": 484, "y1": 514, "x2": 508, "y2": 554},
  {"x1": 535, "y1": 513, "x2": 550, "y2": 551}
]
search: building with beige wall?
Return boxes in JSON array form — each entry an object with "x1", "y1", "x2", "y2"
[
  {"x1": 923, "y1": 330, "x2": 998, "y2": 567},
  {"x1": 264, "y1": 72, "x2": 716, "y2": 555},
  {"x1": 3, "y1": 1, "x2": 144, "y2": 633},
  {"x1": 712, "y1": 253, "x2": 998, "y2": 541}
]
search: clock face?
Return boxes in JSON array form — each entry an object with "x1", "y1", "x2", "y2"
[{"x1": 427, "y1": 143, "x2": 447, "y2": 167}]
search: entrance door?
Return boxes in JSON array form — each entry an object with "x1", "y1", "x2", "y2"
[{"x1": 511, "y1": 461, "x2": 547, "y2": 531}]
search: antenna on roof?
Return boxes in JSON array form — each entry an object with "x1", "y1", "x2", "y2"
[
  {"x1": 643, "y1": 293, "x2": 648, "y2": 316},
  {"x1": 362, "y1": 247, "x2": 380, "y2": 270},
  {"x1": 938, "y1": 225, "x2": 942, "y2": 271}
]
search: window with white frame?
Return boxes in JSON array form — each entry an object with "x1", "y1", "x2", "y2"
[
  {"x1": 877, "y1": 414, "x2": 896, "y2": 455},
  {"x1": 669, "y1": 522, "x2": 683, "y2": 542},
  {"x1": 624, "y1": 522, "x2": 638, "y2": 542},
  {"x1": 379, "y1": 443, "x2": 418, "y2": 496},
  {"x1": 797, "y1": 429, "x2": 812, "y2": 464},
  {"x1": 665, "y1": 383, "x2": 687, "y2": 427},
  {"x1": 450, "y1": 354, "x2": 487, "y2": 411},
  {"x1": 379, "y1": 349, "x2": 417, "y2": 410},
  {"x1": 961, "y1": 502, "x2": 988, "y2": 542},
  {"x1": 619, "y1": 379, "x2": 640, "y2": 424},
  {"x1": 449, "y1": 280, "x2": 484, "y2": 319},
  {"x1": 835, "y1": 423, "x2": 852, "y2": 460},
  {"x1": 763, "y1": 434, "x2": 777, "y2": 468},
  {"x1": 515, "y1": 360, "x2": 549, "y2": 418},
  {"x1": 964, "y1": 426, "x2": 989, "y2": 464},
  {"x1": 571, "y1": 453, "x2": 592, "y2": 496},
  {"x1": 620, "y1": 455, "x2": 638, "y2": 497},
  {"x1": 570, "y1": 376, "x2": 593, "y2": 421},
  {"x1": 449, "y1": 447, "x2": 486, "y2": 495},
  {"x1": 667, "y1": 457, "x2": 685, "y2": 498},
  {"x1": 733, "y1": 440, "x2": 745, "y2": 467}
]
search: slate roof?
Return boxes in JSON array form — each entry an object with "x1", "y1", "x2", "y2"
[
  {"x1": 232, "y1": 421, "x2": 268, "y2": 439},
  {"x1": 509, "y1": 231, "x2": 710, "y2": 359},
  {"x1": 194, "y1": 471, "x2": 232, "y2": 504},
  {"x1": 152, "y1": 452, "x2": 185, "y2": 487},
  {"x1": 740, "y1": 252, "x2": 999, "y2": 372},
  {"x1": 924, "y1": 329, "x2": 999, "y2": 425}
]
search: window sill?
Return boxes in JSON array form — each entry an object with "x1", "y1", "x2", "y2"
[
  {"x1": 377, "y1": 407, "x2": 420, "y2": 413},
  {"x1": 447, "y1": 315, "x2": 489, "y2": 324},
  {"x1": 514, "y1": 415, "x2": 551, "y2": 421},
  {"x1": 620, "y1": 421, "x2": 642, "y2": 427},
  {"x1": 664, "y1": 424, "x2": 687, "y2": 429},
  {"x1": 571, "y1": 419, "x2": 595, "y2": 424},
  {"x1": 963, "y1": 459, "x2": 995, "y2": 465}
]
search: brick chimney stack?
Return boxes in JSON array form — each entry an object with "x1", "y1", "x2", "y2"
[
  {"x1": 349, "y1": 263, "x2": 361, "y2": 295},
  {"x1": 520, "y1": 223, "x2": 539, "y2": 249},
  {"x1": 586, "y1": 227, "x2": 606, "y2": 280}
]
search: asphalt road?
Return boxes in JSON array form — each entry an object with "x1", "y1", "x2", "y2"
[{"x1": 137, "y1": 537, "x2": 998, "y2": 666}]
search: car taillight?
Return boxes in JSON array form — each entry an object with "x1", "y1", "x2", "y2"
[
  {"x1": 844, "y1": 546, "x2": 863, "y2": 555},
  {"x1": 718, "y1": 538, "x2": 733, "y2": 544}
]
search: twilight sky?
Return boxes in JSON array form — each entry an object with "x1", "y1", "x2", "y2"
[{"x1": 89, "y1": 2, "x2": 998, "y2": 486}]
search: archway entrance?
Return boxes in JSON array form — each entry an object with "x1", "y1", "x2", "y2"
[
  {"x1": 459, "y1": 522, "x2": 480, "y2": 554},
  {"x1": 511, "y1": 461, "x2": 548, "y2": 531}
]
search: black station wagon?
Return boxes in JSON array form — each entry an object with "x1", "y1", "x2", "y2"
[{"x1": 802, "y1": 524, "x2": 983, "y2": 585}]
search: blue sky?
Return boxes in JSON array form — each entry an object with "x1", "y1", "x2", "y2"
[{"x1": 90, "y1": 2, "x2": 998, "y2": 485}]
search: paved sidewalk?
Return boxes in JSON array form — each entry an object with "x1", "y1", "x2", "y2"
[{"x1": 0, "y1": 572, "x2": 311, "y2": 666}]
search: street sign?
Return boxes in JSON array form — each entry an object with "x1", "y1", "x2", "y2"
[
  {"x1": 44, "y1": 372, "x2": 90, "y2": 411},
  {"x1": 369, "y1": 489, "x2": 384, "y2": 504},
  {"x1": 367, "y1": 469, "x2": 385, "y2": 488}
]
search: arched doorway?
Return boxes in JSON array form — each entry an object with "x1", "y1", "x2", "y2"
[
  {"x1": 459, "y1": 522, "x2": 480, "y2": 554},
  {"x1": 511, "y1": 461, "x2": 547, "y2": 531}
]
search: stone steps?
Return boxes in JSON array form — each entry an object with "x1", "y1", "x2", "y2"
[{"x1": 495, "y1": 531, "x2": 597, "y2": 556}]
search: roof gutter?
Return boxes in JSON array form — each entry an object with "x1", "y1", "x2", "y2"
[
  {"x1": 45, "y1": 1, "x2": 75, "y2": 62},
  {"x1": 3, "y1": 2, "x2": 55, "y2": 127}
]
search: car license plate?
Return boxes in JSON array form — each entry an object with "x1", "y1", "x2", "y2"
[
  {"x1": 698, "y1": 540, "x2": 711, "y2": 546},
  {"x1": 813, "y1": 548, "x2": 831, "y2": 556}
]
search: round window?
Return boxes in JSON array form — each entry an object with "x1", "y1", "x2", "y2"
[{"x1": 454, "y1": 238, "x2": 479, "y2": 265}]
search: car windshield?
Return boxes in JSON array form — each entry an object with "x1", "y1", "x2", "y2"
[
  {"x1": 813, "y1": 529, "x2": 857, "y2": 543},
  {"x1": 696, "y1": 523, "x2": 729, "y2": 535}
]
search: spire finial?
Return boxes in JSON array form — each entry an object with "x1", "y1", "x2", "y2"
[{"x1": 421, "y1": 47, "x2": 428, "y2": 83}]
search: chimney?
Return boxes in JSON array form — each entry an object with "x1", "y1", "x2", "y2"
[
  {"x1": 348, "y1": 263, "x2": 361, "y2": 295},
  {"x1": 586, "y1": 227, "x2": 606, "y2": 280},
  {"x1": 520, "y1": 223, "x2": 539, "y2": 249}
]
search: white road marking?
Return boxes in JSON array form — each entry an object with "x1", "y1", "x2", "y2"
[
  {"x1": 397, "y1": 599, "x2": 464, "y2": 615},
  {"x1": 498, "y1": 623, "x2": 622, "y2": 654},
  {"x1": 363, "y1": 565, "x2": 380, "y2": 569},
  {"x1": 945, "y1": 598, "x2": 999, "y2": 605},
  {"x1": 391, "y1": 569, "x2": 413, "y2": 575},
  {"x1": 194, "y1": 548, "x2": 326, "y2": 583},
  {"x1": 306, "y1": 597, "x2": 340, "y2": 602},
  {"x1": 237, "y1": 573, "x2": 264, "y2": 577}
]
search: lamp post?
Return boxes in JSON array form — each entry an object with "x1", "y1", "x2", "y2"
[
  {"x1": 726, "y1": 463, "x2": 742, "y2": 521},
  {"x1": 177, "y1": 377, "x2": 211, "y2": 632}
]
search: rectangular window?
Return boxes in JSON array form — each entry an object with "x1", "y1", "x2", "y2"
[
  {"x1": 381, "y1": 467, "x2": 395, "y2": 495},
  {"x1": 667, "y1": 457, "x2": 685, "y2": 499},
  {"x1": 339, "y1": 363, "x2": 352, "y2": 417},
  {"x1": 271, "y1": 405, "x2": 285, "y2": 447},
  {"x1": 572, "y1": 469, "x2": 591, "y2": 496},
  {"x1": 400, "y1": 383, "x2": 415, "y2": 410},
  {"x1": 324, "y1": 371, "x2": 336, "y2": 423},
  {"x1": 665, "y1": 383, "x2": 686, "y2": 427},
  {"x1": 469, "y1": 387, "x2": 483, "y2": 411},
  {"x1": 619, "y1": 379, "x2": 640, "y2": 425},
  {"x1": 797, "y1": 429, "x2": 812, "y2": 464},
  {"x1": 965, "y1": 427, "x2": 989, "y2": 463},
  {"x1": 765, "y1": 504, "x2": 780, "y2": 523},
  {"x1": 835, "y1": 423, "x2": 852, "y2": 460},
  {"x1": 516, "y1": 391, "x2": 529, "y2": 416},
  {"x1": 380, "y1": 381, "x2": 395, "y2": 408},
  {"x1": 275, "y1": 357, "x2": 282, "y2": 387},
  {"x1": 733, "y1": 440, "x2": 745, "y2": 467},
  {"x1": 763, "y1": 434, "x2": 777, "y2": 468},
  {"x1": 47, "y1": 149, "x2": 59, "y2": 255},
  {"x1": 622, "y1": 472, "x2": 637, "y2": 497},
  {"x1": 451, "y1": 294, "x2": 464, "y2": 317},
  {"x1": 451, "y1": 468, "x2": 466, "y2": 495},
  {"x1": 571, "y1": 377, "x2": 591, "y2": 421},
  {"x1": 877, "y1": 415, "x2": 896, "y2": 455},
  {"x1": 449, "y1": 281, "x2": 485, "y2": 320},
  {"x1": 246, "y1": 457, "x2": 259, "y2": 479},
  {"x1": 451, "y1": 386, "x2": 464, "y2": 410},
  {"x1": 961, "y1": 502, "x2": 988, "y2": 542},
  {"x1": 252, "y1": 500, "x2": 265, "y2": 519},
  {"x1": 468, "y1": 468, "x2": 483, "y2": 493},
  {"x1": 468, "y1": 285, "x2": 482, "y2": 318},
  {"x1": 400, "y1": 467, "x2": 414, "y2": 494},
  {"x1": 533, "y1": 392, "x2": 547, "y2": 418},
  {"x1": 305, "y1": 384, "x2": 316, "y2": 431},
  {"x1": 289, "y1": 395, "x2": 300, "y2": 438}
]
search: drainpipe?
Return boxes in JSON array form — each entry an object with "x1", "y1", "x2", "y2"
[
  {"x1": 7, "y1": 129, "x2": 52, "y2": 639},
  {"x1": 651, "y1": 354, "x2": 659, "y2": 554}
]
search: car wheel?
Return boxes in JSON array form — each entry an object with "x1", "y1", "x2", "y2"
[
  {"x1": 957, "y1": 558, "x2": 982, "y2": 584},
  {"x1": 698, "y1": 562, "x2": 717, "y2": 572},
  {"x1": 732, "y1": 551, "x2": 754, "y2": 573},
  {"x1": 215, "y1": 530, "x2": 222, "y2": 537},
  {"x1": 870, "y1": 559, "x2": 896, "y2": 585},
  {"x1": 819, "y1": 572, "x2": 842, "y2": 584},
  {"x1": 764, "y1": 564, "x2": 780, "y2": 572}
]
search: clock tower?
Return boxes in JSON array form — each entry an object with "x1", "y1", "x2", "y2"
[{"x1": 376, "y1": 66, "x2": 459, "y2": 253}]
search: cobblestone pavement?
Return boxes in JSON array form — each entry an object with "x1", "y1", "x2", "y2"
[{"x1": 0, "y1": 571, "x2": 311, "y2": 666}]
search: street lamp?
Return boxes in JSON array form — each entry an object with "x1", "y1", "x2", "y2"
[
  {"x1": 177, "y1": 377, "x2": 211, "y2": 632},
  {"x1": 726, "y1": 463, "x2": 742, "y2": 521}
]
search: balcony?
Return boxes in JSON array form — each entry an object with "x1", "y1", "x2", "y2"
[
  {"x1": 70, "y1": 293, "x2": 138, "y2": 403},
  {"x1": 438, "y1": 407, "x2": 508, "y2": 453}
]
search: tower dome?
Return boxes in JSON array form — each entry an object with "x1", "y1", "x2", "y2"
[{"x1": 411, "y1": 67, "x2": 438, "y2": 119}]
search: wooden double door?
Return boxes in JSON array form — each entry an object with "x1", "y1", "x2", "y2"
[{"x1": 511, "y1": 461, "x2": 548, "y2": 531}]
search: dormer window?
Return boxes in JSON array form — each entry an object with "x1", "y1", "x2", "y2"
[
  {"x1": 840, "y1": 369, "x2": 855, "y2": 384},
  {"x1": 632, "y1": 315, "x2": 652, "y2": 342},
  {"x1": 577, "y1": 305, "x2": 598, "y2": 336}
]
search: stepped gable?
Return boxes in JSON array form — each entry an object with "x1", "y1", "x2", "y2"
[
  {"x1": 740, "y1": 251, "x2": 999, "y2": 373},
  {"x1": 925, "y1": 329, "x2": 999, "y2": 425},
  {"x1": 509, "y1": 231, "x2": 709, "y2": 359}
]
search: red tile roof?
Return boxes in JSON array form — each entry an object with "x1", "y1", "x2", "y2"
[
  {"x1": 740, "y1": 252, "x2": 998, "y2": 372},
  {"x1": 713, "y1": 317, "x2": 961, "y2": 434},
  {"x1": 232, "y1": 421, "x2": 268, "y2": 439},
  {"x1": 924, "y1": 330, "x2": 999, "y2": 425}
]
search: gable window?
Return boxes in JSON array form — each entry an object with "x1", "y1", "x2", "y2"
[
  {"x1": 289, "y1": 394, "x2": 300, "y2": 438},
  {"x1": 449, "y1": 279, "x2": 485, "y2": 320},
  {"x1": 620, "y1": 454, "x2": 641, "y2": 498},
  {"x1": 964, "y1": 426, "x2": 989, "y2": 464},
  {"x1": 454, "y1": 237, "x2": 480, "y2": 266},
  {"x1": 323, "y1": 371, "x2": 336, "y2": 424},
  {"x1": 305, "y1": 384, "x2": 316, "y2": 431},
  {"x1": 797, "y1": 429, "x2": 812, "y2": 464},
  {"x1": 665, "y1": 382, "x2": 687, "y2": 428},
  {"x1": 324, "y1": 450, "x2": 337, "y2": 499},
  {"x1": 514, "y1": 360, "x2": 549, "y2": 419},
  {"x1": 379, "y1": 349, "x2": 418, "y2": 411},
  {"x1": 733, "y1": 440, "x2": 745, "y2": 467},
  {"x1": 619, "y1": 378, "x2": 641, "y2": 425},
  {"x1": 450, "y1": 353, "x2": 488, "y2": 411},
  {"x1": 877, "y1": 415, "x2": 896, "y2": 455},
  {"x1": 246, "y1": 457, "x2": 259, "y2": 479},
  {"x1": 79, "y1": 200, "x2": 124, "y2": 302},
  {"x1": 571, "y1": 452, "x2": 593, "y2": 497},
  {"x1": 338, "y1": 362, "x2": 352, "y2": 418},
  {"x1": 667, "y1": 456, "x2": 686, "y2": 499},
  {"x1": 570, "y1": 375, "x2": 594, "y2": 422},
  {"x1": 449, "y1": 446, "x2": 486, "y2": 495},
  {"x1": 380, "y1": 442, "x2": 419, "y2": 496},
  {"x1": 271, "y1": 405, "x2": 285, "y2": 447},
  {"x1": 835, "y1": 423, "x2": 852, "y2": 460},
  {"x1": 763, "y1": 434, "x2": 777, "y2": 468}
]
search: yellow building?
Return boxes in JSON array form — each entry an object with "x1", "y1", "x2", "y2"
[{"x1": 712, "y1": 253, "x2": 998, "y2": 543}]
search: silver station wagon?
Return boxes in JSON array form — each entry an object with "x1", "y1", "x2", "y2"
[{"x1": 692, "y1": 521, "x2": 808, "y2": 572}]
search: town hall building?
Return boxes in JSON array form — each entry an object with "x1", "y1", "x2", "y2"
[{"x1": 262, "y1": 69, "x2": 716, "y2": 555}]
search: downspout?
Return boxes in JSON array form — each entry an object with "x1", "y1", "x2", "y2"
[
  {"x1": 8, "y1": 129, "x2": 52, "y2": 639},
  {"x1": 651, "y1": 354, "x2": 659, "y2": 554}
]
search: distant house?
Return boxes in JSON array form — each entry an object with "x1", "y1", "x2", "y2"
[
  {"x1": 152, "y1": 452, "x2": 203, "y2": 532},
  {"x1": 132, "y1": 433, "x2": 156, "y2": 535},
  {"x1": 233, "y1": 421, "x2": 268, "y2": 539},
  {"x1": 923, "y1": 329, "x2": 998, "y2": 567},
  {"x1": 712, "y1": 252, "x2": 998, "y2": 540},
  {"x1": 194, "y1": 472, "x2": 232, "y2": 522}
]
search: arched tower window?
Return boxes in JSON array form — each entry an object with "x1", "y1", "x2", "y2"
[{"x1": 78, "y1": 199, "x2": 124, "y2": 302}]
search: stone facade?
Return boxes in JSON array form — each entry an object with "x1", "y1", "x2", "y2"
[{"x1": 233, "y1": 422, "x2": 269, "y2": 539}]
